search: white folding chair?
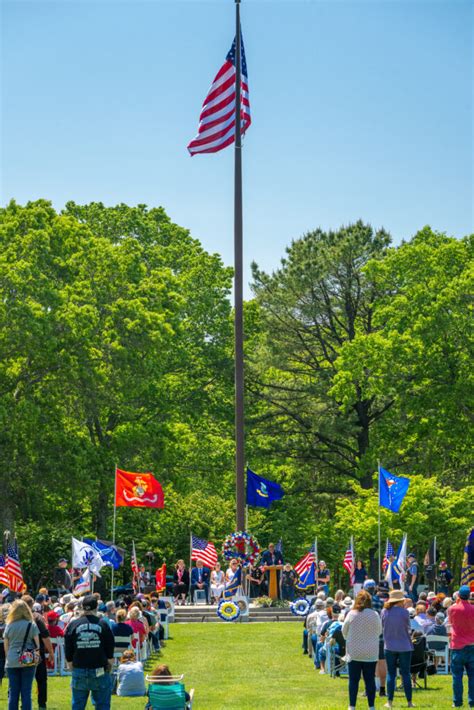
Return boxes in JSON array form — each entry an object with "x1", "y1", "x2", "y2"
[
  {"x1": 426, "y1": 635, "x2": 450, "y2": 674},
  {"x1": 160, "y1": 596, "x2": 175, "y2": 623},
  {"x1": 159, "y1": 609, "x2": 169, "y2": 640}
]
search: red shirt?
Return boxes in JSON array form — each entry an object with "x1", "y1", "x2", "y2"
[
  {"x1": 47, "y1": 624, "x2": 64, "y2": 639},
  {"x1": 448, "y1": 600, "x2": 474, "y2": 649}
]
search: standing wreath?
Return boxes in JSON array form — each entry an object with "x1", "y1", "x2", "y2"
[{"x1": 222, "y1": 531, "x2": 260, "y2": 565}]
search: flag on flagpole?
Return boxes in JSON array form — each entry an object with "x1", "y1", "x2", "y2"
[
  {"x1": 296, "y1": 562, "x2": 316, "y2": 590},
  {"x1": 382, "y1": 539, "x2": 394, "y2": 572},
  {"x1": 83, "y1": 538, "x2": 124, "y2": 570},
  {"x1": 461, "y1": 527, "x2": 474, "y2": 588},
  {"x1": 191, "y1": 535, "x2": 218, "y2": 568},
  {"x1": 423, "y1": 538, "x2": 437, "y2": 583},
  {"x1": 187, "y1": 34, "x2": 251, "y2": 155},
  {"x1": 246, "y1": 468, "x2": 284, "y2": 508},
  {"x1": 0, "y1": 554, "x2": 10, "y2": 588},
  {"x1": 343, "y1": 538, "x2": 355, "y2": 586},
  {"x1": 379, "y1": 467, "x2": 410, "y2": 512},
  {"x1": 155, "y1": 564, "x2": 167, "y2": 593},
  {"x1": 294, "y1": 546, "x2": 316, "y2": 577},
  {"x1": 74, "y1": 568, "x2": 91, "y2": 596},
  {"x1": 115, "y1": 469, "x2": 164, "y2": 508},
  {"x1": 131, "y1": 541, "x2": 139, "y2": 594},
  {"x1": 223, "y1": 565, "x2": 242, "y2": 599},
  {"x1": 72, "y1": 538, "x2": 105, "y2": 577},
  {"x1": 6, "y1": 539, "x2": 25, "y2": 593},
  {"x1": 386, "y1": 534, "x2": 407, "y2": 588}
]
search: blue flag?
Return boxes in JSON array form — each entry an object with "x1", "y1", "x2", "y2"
[
  {"x1": 297, "y1": 562, "x2": 315, "y2": 590},
  {"x1": 83, "y1": 538, "x2": 124, "y2": 570},
  {"x1": 224, "y1": 566, "x2": 242, "y2": 599},
  {"x1": 379, "y1": 467, "x2": 410, "y2": 513},
  {"x1": 246, "y1": 468, "x2": 284, "y2": 508}
]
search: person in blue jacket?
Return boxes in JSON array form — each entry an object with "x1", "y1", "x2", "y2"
[{"x1": 190, "y1": 561, "x2": 210, "y2": 603}]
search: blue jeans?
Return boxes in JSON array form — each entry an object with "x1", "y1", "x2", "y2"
[
  {"x1": 71, "y1": 667, "x2": 112, "y2": 710},
  {"x1": 7, "y1": 666, "x2": 36, "y2": 710},
  {"x1": 451, "y1": 645, "x2": 474, "y2": 708},
  {"x1": 348, "y1": 660, "x2": 376, "y2": 707},
  {"x1": 385, "y1": 649, "x2": 412, "y2": 702}
]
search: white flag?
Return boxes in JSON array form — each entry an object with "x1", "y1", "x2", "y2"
[
  {"x1": 73, "y1": 568, "x2": 91, "y2": 596},
  {"x1": 71, "y1": 538, "x2": 104, "y2": 577}
]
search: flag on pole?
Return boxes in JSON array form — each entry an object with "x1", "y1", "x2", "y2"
[
  {"x1": 187, "y1": 34, "x2": 251, "y2": 155},
  {"x1": 6, "y1": 539, "x2": 25, "y2": 593},
  {"x1": 223, "y1": 565, "x2": 242, "y2": 599},
  {"x1": 382, "y1": 539, "x2": 394, "y2": 571},
  {"x1": 115, "y1": 469, "x2": 164, "y2": 508},
  {"x1": 83, "y1": 538, "x2": 124, "y2": 570},
  {"x1": 0, "y1": 554, "x2": 10, "y2": 588},
  {"x1": 294, "y1": 546, "x2": 316, "y2": 576},
  {"x1": 343, "y1": 539, "x2": 355, "y2": 586},
  {"x1": 461, "y1": 527, "x2": 474, "y2": 588},
  {"x1": 296, "y1": 562, "x2": 316, "y2": 590},
  {"x1": 191, "y1": 535, "x2": 218, "y2": 568},
  {"x1": 386, "y1": 534, "x2": 407, "y2": 588},
  {"x1": 423, "y1": 538, "x2": 437, "y2": 583},
  {"x1": 72, "y1": 538, "x2": 105, "y2": 577},
  {"x1": 379, "y1": 467, "x2": 410, "y2": 512},
  {"x1": 155, "y1": 564, "x2": 167, "y2": 593},
  {"x1": 131, "y1": 541, "x2": 139, "y2": 593},
  {"x1": 74, "y1": 568, "x2": 91, "y2": 596},
  {"x1": 246, "y1": 468, "x2": 284, "y2": 508}
]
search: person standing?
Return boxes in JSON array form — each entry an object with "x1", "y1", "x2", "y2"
[
  {"x1": 342, "y1": 590, "x2": 382, "y2": 710},
  {"x1": 3, "y1": 599, "x2": 40, "y2": 710},
  {"x1": 65, "y1": 594, "x2": 114, "y2": 710},
  {"x1": 53, "y1": 559, "x2": 72, "y2": 594},
  {"x1": 447, "y1": 585, "x2": 474, "y2": 709},
  {"x1": 381, "y1": 589, "x2": 414, "y2": 709},
  {"x1": 317, "y1": 560, "x2": 330, "y2": 595},
  {"x1": 353, "y1": 561, "x2": 368, "y2": 596},
  {"x1": 406, "y1": 553, "x2": 419, "y2": 603},
  {"x1": 261, "y1": 543, "x2": 284, "y2": 598},
  {"x1": 438, "y1": 560, "x2": 453, "y2": 595},
  {"x1": 281, "y1": 564, "x2": 298, "y2": 601},
  {"x1": 21, "y1": 595, "x2": 53, "y2": 710}
]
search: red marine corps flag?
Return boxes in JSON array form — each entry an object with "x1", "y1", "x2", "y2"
[{"x1": 115, "y1": 469, "x2": 164, "y2": 509}]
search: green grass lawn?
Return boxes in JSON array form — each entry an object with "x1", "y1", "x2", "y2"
[{"x1": 0, "y1": 622, "x2": 455, "y2": 709}]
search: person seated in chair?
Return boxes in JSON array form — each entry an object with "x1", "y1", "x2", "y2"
[
  {"x1": 410, "y1": 629, "x2": 427, "y2": 685},
  {"x1": 146, "y1": 663, "x2": 191, "y2": 709},
  {"x1": 190, "y1": 561, "x2": 210, "y2": 603},
  {"x1": 116, "y1": 649, "x2": 146, "y2": 697}
]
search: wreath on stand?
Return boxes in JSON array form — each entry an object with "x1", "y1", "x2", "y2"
[
  {"x1": 217, "y1": 600, "x2": 241, "y2": 622},
  {"x1": 222, "y1": 531, "x2": 260, "y2": 566}
]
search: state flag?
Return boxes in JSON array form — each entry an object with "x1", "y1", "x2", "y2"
[{"x1": 246, "y1": 468, "x2": 284, "y2": 509}]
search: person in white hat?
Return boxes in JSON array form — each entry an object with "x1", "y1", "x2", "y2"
[{"x1": 381, "y1": 590, "x2": 414, "y2": 709}]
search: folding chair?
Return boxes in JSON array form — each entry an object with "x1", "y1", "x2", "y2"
[
  {"x1": 159, "y1": 609, "x2": 169, "y2": 640},
  {"x1": 160, "y1": 597, "x2": 175, "y2": 623},
  {"x1": 426, "y1": 635, "x2": 450, "y2": 674},
  {"x1": 145, "y1": 674, "x2": 194, "y2": 710}
]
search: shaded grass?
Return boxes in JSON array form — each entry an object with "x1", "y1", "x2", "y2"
[{"x1": 0, "y1": 622, "x2": 454, "y2": 708}]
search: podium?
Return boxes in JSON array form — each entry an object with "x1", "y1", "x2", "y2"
[{"x1": 263, "y1": 564, "x2": 283, "y2": 600}]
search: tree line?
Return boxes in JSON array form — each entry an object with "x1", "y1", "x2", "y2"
[{"x1": 0, "y1": 200, "x2": 471, "y2": 588}]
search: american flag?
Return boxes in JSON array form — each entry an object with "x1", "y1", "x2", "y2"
[
  {"x1": 6, "y1": 539, "x2": 25, "y2": 593},
  {"x1": 382, "y1": 539, "x2": 394, "y2": 571},
  {"x1": 191, "y1": 535, "x2": 218, "y2": 568},
  {"x1": 187, "y1": 34, "x2": 251, "y2": 155},
  {"x1": 343, "y1": 539, "x2": 355, "y2": 586},
  {"x1": 131, "y1": 541, "x2": 139, "y2": 593},
  {"x1": 294, "y1": 545, "x2": 316, "y2": 576},
  {"x1": 0, "y1": 554, "x2": 10, "y2": 588}
]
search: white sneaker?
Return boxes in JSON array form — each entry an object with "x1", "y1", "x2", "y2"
[{"x1": 319, "y1": 669, "x2": 325, "y2": 674}]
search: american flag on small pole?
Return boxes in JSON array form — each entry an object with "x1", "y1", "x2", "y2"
[
  {"x1": 0, "y1": 553, "x2": 10, "y2": 588},
  {"x1": 6, "y1": 536, "x2": 25, "y2": 593},
  {"x1": 191, "y1": 534, "x2": 218, "y2": 568},
  {"x1": 187, "y1": 0, "x2": 250, "y2": 531},
  {"x1": 382, "y1": 539, "x2": 394, "y2": 571},
  {"x1": 294, "y1": 545, "x2": 316, "y2": 577},
  {"x1": 343, "y1": 537, "x2": 355, "y2": 586}
]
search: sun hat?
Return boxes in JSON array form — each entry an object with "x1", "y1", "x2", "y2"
[
  {"x1": 427, "y1": 591, "x2": 436, "y2": 599},
  {"x1": 387, "y1": 589, "x2": 405, "y2": 604},
  {"x1": 343, "y1": 596, "x2": 353, "y2": 607},
  {"x1": 59, "y1": 593, "x2": 74, "y2": 606}
]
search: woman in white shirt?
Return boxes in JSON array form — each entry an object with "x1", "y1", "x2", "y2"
[
  {"x1": 342, "y1": 590, "x2": 382, "y2": 710},
  {"x1": 210, "y1": 563, "x2": 225, "y2": 603}
]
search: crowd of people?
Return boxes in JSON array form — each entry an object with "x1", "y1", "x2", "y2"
[
  {"x1": 0, "y1": 588, "x2": 190, "y2": 710},
  {"x1": 301, "y1": 577, "x2": 474, "y2": 710}
]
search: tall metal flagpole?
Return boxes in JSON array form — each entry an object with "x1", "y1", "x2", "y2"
[
  {"x1": 377, "y1": 461, "x2": 382, "y2": 580},
  {"x1": 234, "y1": 0, "x2": 245, "y2": 531},
  {"x1": 110, "y1": 465, "x2": 117, "y2": 601}
]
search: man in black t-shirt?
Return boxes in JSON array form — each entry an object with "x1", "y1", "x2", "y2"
[{"x1": 65, "y1": 594, "x2": 114, "y2": 710}]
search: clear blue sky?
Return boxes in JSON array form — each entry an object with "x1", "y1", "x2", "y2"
[{"x1": 2, "y1": 0, "x2": 472, "y2": 294}]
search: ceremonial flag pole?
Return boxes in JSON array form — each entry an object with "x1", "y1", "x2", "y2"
[
  {"x1": 111, "y1": 465, "x2": 117, "y2": 601},
  {"x1": 314, "y1": 537, "x2": 318, "y2": 590},
  {"x1": 377, "y1": 460, "x2": 382, "y2": 580},
  {"x1": 234, "y1": 0, "x2": 245, "y2": 531}
]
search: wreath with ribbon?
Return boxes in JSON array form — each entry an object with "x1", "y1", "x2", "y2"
[
  {"x1": 222, "y1": 531, "x2": 260, "y2": 565},
  {"x1": 290, "y1": 598, "x2": 311, "y2": 617},
  {"x1": 217, "y1": 600, "x2": 241, "y2": 622}
]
